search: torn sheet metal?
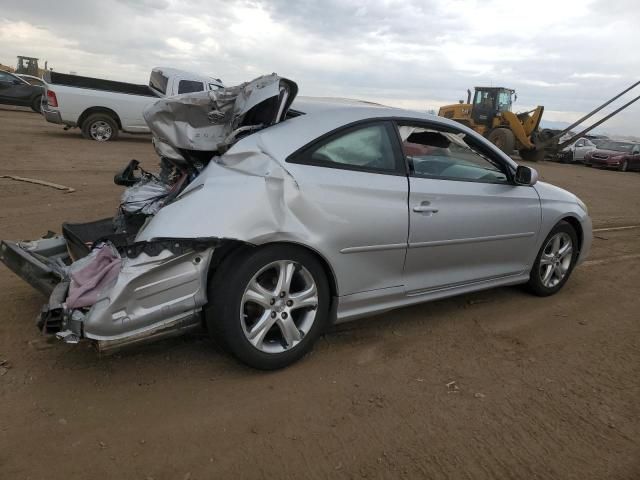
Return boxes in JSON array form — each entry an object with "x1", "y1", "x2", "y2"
[
  {"x1": 143, "y1": 73, "x2": 297, "y2": 151},
  {"x1": 120, "y1": 175, "x2": 172, "y2": 215}
]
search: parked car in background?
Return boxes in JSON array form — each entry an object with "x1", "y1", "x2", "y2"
[
  {"x1": 0, "y1": 76, "x2": 592, "y2": 370},
  {"x1": 42, "y1": 67, "x2": 224, "y2": 141},
  {"x1": 589, "y1": 137, "x2": 609, "y2": 148},
  {"x1": 585, "y1": 141, "x2": 640, "y2": 171},
  {"x1": 560, "y1": 137, "x2": 596, "y2": 163},
  {"x1": 16, "y1": 74, "x2": 46, "y2": 88},
  {"x1": 0, "y1": 70, "x2": 44, "y2": 112}
]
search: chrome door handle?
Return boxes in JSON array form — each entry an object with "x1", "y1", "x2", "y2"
[{"x1": 413, "y1": 205, "x2": 439, "y2": 214}]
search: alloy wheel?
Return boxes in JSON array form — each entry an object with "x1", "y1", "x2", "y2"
[
  {"x1": 241, "y1": 260, "x2": 318, "y2": 353},
  {"x1": 90, "y1": 121, "x2": 113, "y2": 141},
  {"x1": 539, "y1": 232, "x2": 573, "y2": 288}
]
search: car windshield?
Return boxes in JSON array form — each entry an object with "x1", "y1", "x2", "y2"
[
  {"x1": 496, "y1": 91, "x2": 512, "y2": 112},
  {"x1": 599, "y1": 141, "x2": 635, "y2": 152}
]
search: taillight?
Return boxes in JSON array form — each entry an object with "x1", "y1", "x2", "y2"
[{"x1": 47, "y1": 90, "x2": 58, "y2": 108}]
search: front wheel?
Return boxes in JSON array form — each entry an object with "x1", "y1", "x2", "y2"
[
  {"x1": 206, "y1": 245, "x2": 331, "y2": 369},
  {"x1": 619, "y1": 160, "x2": 629, "y2": 172},
  {"x1": 526, "y1": 221, "x2": 579, "y2": 296},
  {"x1": 488, "y1": 128, "x2": 516, "y2": 154}
]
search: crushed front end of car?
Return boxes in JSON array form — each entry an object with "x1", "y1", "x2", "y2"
[{"x1": 0, "y1": 73, "x2": 298, "y2": 351}]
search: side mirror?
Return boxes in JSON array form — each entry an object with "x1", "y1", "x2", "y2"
[
  {"x1": 12, "y1": 79, "x2": 22, "y2": 85},
  {"x1": 515, "y1": 165, "x2": 538, "y2": 186}
]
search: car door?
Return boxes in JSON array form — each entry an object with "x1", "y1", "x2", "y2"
[
  {"x1": 396, "y1": 120, "x2": 541, "y2": 294},
  {"x1": 574, "y1": 138, "x2": 594, "y2": 161},
  {"x1": 285, "y1": 121, "x2": 409, "y2": 296},
  {"x1": 0, "y1": 71, "x2": 31, "y2": 105}
]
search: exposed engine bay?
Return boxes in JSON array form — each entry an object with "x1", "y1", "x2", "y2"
[{"x1": 0, "y1": 73, "x2": 298, "y2": 351}]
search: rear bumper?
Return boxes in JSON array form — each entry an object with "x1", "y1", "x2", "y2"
[
  {"x1": 42, "y1": 108, "x2": 75, "y2": 127},
  {"x1": 42, "y1": 107, "x2": 63, "y2": 124},
  {"x1": 0, "y1": 238, "x2": 67, "y2": 296},
  {"x1": 1, "y1": 232, "x2": 216, "y2": 351}
]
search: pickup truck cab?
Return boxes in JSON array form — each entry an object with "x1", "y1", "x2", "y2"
[{"x1": 42, "y1": 67, "x2": 224, "y2": 141}]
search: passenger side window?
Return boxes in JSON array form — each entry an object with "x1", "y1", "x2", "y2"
[
  {"x1": 398, "y1": 123, "x2": 509, "y2": 184},
  {"x1": 178, "y1": 80, "x2": 204, "y2": 94},
  {"x1": 0, "y1": 71, "x2": 15, "y2": 83},
  {"x1": 576, "y1": 139, "x2": 585, "y2": 147},
  {"x1": 291, "y1": 123, "x2": 400, "y2": 174}
]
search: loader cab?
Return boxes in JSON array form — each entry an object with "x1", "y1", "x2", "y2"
[{"x1": 471, "y1": 87, "x2": 514, "y2": 126}]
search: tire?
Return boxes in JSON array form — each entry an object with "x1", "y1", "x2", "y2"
[
  {"x1": 81, "y1": 113, "x2": 119, "y2": 141},
  {"x1": 519, "y1": 148, "x2": 546, "y2": 162},
  {"x1": 560, "y1": 151, "x2": 573, "y2": 164},
  {"x1": 619, "y1": 160, "x2": 629, "y2": 172},
  {"x1": 488, "y1": 128, "x2": 516, "y2": 154},
  {"x1": 526, "y1": 221, "x2": 579, "y2": 297},
  {"x1": 206, "y1": 244, "x2": 331, "y2": 370},
  {"x1": 31, "y1": 95, "x2": 42, "y2": 113}
]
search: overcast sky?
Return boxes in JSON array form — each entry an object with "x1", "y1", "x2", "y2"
[{"x1": 1, "y1": 0, "x2": 638, "y2": 135}]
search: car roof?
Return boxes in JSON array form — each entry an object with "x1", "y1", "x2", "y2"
[
  {"x1": 152, "y1": 66, "x2": 223, "y2": 85},
  {"x1": 255, "y1": 96, "x2": 518, "y2": 171},
  {"x1": 291, "y1": 96, "x2": 442, "y2": 124}
]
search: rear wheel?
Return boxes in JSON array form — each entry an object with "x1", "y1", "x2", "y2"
[
  {"x1": 31, "y1": 95, "x2": 42, "y2": 113},
  {"x1": 519, "y1": 148, "x2": 546, "y2": 162},
  {"x1": 206, "y1": 245, "x2": 331, "y2": 369},
  {"x1": 81, "y1": 113, "x2": 119, "y2": 141},
  {"x1": 488, "y1": 128, "x2": 516, "y2": 154},
  {"x1": 526, "y1": 221, "x2": 579, "y2": 296}
]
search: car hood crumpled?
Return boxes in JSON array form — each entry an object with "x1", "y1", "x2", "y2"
[{"x1": 143, "y1": 73, "x2": 298, "y2": 152}]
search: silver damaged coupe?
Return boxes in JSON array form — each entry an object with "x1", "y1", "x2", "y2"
[{"x1": 0, "y1": 75, "x2": 592, "y2": 369}]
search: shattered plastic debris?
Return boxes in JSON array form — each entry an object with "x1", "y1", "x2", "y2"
[
  {"x1": 446, "y1": 380, "x2": 460, "y2": 393},
  {"x1": 120, "y1": 175, "x2": 171, "y2": 215}
]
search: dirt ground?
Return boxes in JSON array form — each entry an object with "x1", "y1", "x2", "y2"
[{"x1": 1, "y1": 107, "x2": 639, "y2": 480}]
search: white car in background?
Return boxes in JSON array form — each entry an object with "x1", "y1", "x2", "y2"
[
  {"x1": 42, "y1": 67, "x2": 224, "y2": 141},
  {"x1": 560, "y1": 137, "x2": 596, "y2": 163}
]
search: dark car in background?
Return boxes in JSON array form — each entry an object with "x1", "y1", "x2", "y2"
[
  {"x1": 585, "y1": 141, "x2": 640, "y2": 171},
  {"x1": 0, "y1": 70, "x2": 44, "y2": 112}
]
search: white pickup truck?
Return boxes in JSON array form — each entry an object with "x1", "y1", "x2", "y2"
[{"x1": 42, "y1": 67, "x2": 224, "y2": 141}]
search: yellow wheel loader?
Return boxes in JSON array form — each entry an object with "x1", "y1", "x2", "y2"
[
  {"x1": 439, "y1": 82, "x2": 640, "y2": 162},
  {"x1": 438, "y1": 87, "x2": 546, "y2": 161}
]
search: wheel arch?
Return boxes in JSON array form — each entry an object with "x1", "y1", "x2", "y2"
[
  {"x1": 559, "y1": 215, "x2": 584, "y2": 254},
  {"x1": 209, "y1": 239, "x2": 340, "y2": 299},
  {"x1": 78, "y1": 106, "x2": 122, "y2": 129}
]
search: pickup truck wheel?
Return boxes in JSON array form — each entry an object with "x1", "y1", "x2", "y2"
[
  {"x1": 31, "y1": 96, "x2": 42, "y2": 113},
  {"x1": 82, "y1": 113, "x2": 119, "y2": 142}
]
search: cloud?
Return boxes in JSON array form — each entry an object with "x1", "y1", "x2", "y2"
[{"x1": 0, "y1": 0, "x2": 638, "y2": 135}]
